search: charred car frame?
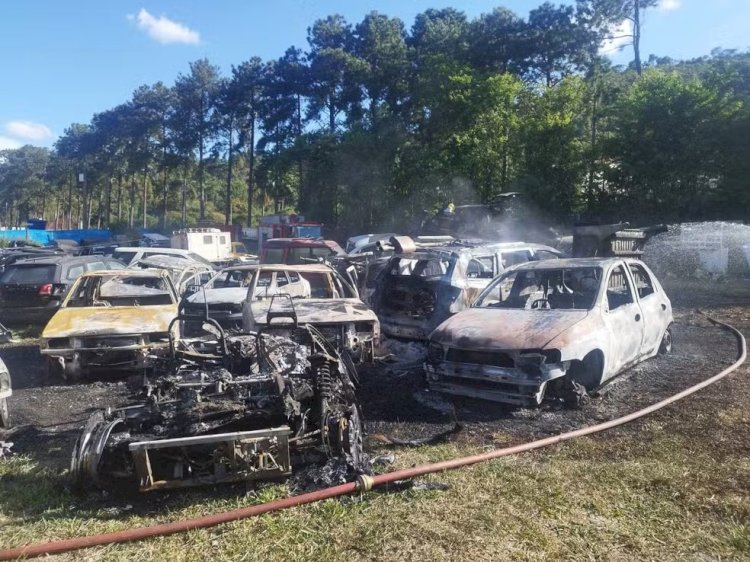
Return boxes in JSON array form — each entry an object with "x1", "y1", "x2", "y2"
[
  {"x1": 425, "y1": 258, "x2": 673, "y2": 406},
  {"x1": 71, "y1": 312, "x2": 366, "y2": 492},
  {"x1": 40, "y1": 269, "x2": 179, "y2": 380},
  {"x1": 372, "y1": 241, "x2": 562, "y2": 340}
]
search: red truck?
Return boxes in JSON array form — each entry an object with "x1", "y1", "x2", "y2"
[{"x1": 260, "y1": 238, "x2": 345, "y2": 264}]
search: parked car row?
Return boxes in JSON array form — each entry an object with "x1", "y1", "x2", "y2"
[{"x1": 0, "y1": 227, "x2": 673, "y2": 412}]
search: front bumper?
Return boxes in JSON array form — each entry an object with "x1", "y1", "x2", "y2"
[
  {"x1": 425, "y1": 360, "x2": 568, "y2": 406},
  {"x1": 41, "y1": 337, "x2": 169, "y2": 376}
]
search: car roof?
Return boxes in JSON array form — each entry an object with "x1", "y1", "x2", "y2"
[
  {"x1": 264, "y1": 238, "x2": 343, "y2": 250},
  {"x1": 8, "y1": 255, "x2": 118, "y2": 266},
  {"x1": 77, "y1": 268, "x2": 171, "y2": 279},
  {"x1": 392, "y1": 242, "x2": 561, "y2": 259},
  {"x1": 131, "y1": 255, "x2": 208, "y2": 269},
  {"x1": 219, "y1": 263, "x2": 335, "y2": 273},
  {"x1": 511, "y1": 257, "x2": 625, "y2": 270},
  {"x1": 114, "y1": 247, "x2": 189, "y2": 253}
]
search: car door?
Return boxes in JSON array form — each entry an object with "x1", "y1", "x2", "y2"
[
  {"x1": 465, "y1": 255, "x2": 496, "y2": 302},
  {"x1": 602, "y1": 263, "x2": 645, "y2": 374},
  {"x1": 242, "y1": 270, "x2": 273, "y2": 330},
  {"x1": 180, "y1": 269, "x2": 209, "y2": 297},
  {"x1": 279, "y1": 271, "x2": 310, "y2": 299},
  {"x1": 628, "y1": 262, "x2": 668, "y2": 355}
]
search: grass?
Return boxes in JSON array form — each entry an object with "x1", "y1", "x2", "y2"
[
  {"x1": 2, "y1": 301, "x2": 749, "y2": 560},
  {"x1": 1, "y1": 403, "x2": 749, "y2": 561}
]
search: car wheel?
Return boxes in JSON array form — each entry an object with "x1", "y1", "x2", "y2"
[
  {"x1": 561, "y1": 378, "x2": 588, "y2": 409},
  {"x1": 45, "y1": 357, "x2": 64, "y2": 380},
  {"x1": 658, "y1": 326, "x2": 673, "y2": 355},
  {"x1": 0, "y1": 397, "x2": 9, "y2": 428},
  {"x1": 569, "y1": 350, "x2": 604, "y2": 391}
]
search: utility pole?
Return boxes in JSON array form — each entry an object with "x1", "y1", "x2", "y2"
[{"x1": 78, "y1": 172, "x2": 86, "y2": 229}]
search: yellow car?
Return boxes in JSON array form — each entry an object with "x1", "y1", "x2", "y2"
[{"x1": 40, "y1": 269, "x2": 179, "y2": 381}]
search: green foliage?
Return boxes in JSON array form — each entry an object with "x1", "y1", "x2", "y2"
[{"x1": 0, "y1": 5, "x2": 747, "y2": 234}]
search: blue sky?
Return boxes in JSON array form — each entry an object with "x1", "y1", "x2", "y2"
[{"x1": 1, "y1": 0, "x2": 747, "y2": 149}]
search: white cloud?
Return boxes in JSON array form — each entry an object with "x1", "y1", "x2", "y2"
[
  {"x1": 0, "y1": 136, "x2": 22, "y2": 150},
  {"x1": 4, "y1": 120, "x2": 53, "y2": 142},
  {"x1": 658, "y1": 0, "x2": 681, "y2": 12},
  {"x1": 601, "y1": 19, "x2": 633, "y2": 54},
  {"x1": 128, "y1": 8, "x2": 200, "y2": 45}
]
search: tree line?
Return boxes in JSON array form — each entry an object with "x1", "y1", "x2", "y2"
[{"x1": 1, "y1": 1, "x2": 748, "y2": 237}]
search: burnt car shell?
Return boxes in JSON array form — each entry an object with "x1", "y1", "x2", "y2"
[
  {"x1": 70, "y1": 324, "x2": 366, "y2": 492},
  {"x1": 241, "y1": 265, "x2": 380, "y2": 363},
  {"x1": 0, "y1": 358, "x2": 11, "y2": 428},
  {"x1": 425, "y1": 258, "x2": 673, "y2": 406},
  {"x1": 40, "y1": 269, "x2": 179, "y2": 380},
  {"x1": 372, "y1": 242, "x2": 562, "y2": 340}
]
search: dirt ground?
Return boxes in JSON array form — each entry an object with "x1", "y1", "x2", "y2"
[{"x1": 1, "y1": 278, "x2": 747, "y2": 474}]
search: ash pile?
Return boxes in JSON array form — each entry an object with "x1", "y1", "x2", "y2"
[{"x1": 71, "y1": 325, "x2": 366, "y2": 492}]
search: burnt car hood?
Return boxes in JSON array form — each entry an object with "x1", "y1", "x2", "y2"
[
  {"x1": 187, "y1": 287, "x2": 247, "y2": 305},
  {"x1": 249, "y1": 298, "x2": 377, "y2": 325},
  {"x1": 430, "y1": 308, "x2": 589, "y2": 351},
  {"x1": 42, "y1": 305, "x2": 176, "y2": 339}
]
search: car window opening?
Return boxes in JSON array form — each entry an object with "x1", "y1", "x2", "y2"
[{"x1": 476, "y1": 267, "x2": 602, "y2": 310}]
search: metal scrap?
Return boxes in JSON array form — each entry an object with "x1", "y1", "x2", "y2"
[{"x1": 71, "y1": 324, "x2": 367, "y2": 492}]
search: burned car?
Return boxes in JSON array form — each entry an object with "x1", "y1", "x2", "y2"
[
  {"x1": 71, "y1": 322, "x2": 365, "y2": 492},
  {"x1": 372, "y1": 241, "x2": 562, "y2": 340},
  {"x1": 184, "y1": 264, "x2": 380, "y2": 363},
  {"x1": 0, "y1": 358, "x2": 10, "y2": 428},
  {"x1": 425, "y1": 258, "x2": 673, "y2": 406},
  {"x1": 127, "y1": 254, "x2": 213, "y2": 296},
  {"x1": 40, "y1": 269, "x2": 179, "y2": 380}
]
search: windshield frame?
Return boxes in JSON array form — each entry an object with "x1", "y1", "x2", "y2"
[
  {"x1": 472, "y1": 265, "x2": 604, "y2": 311},
  {"x1": 61, "y1": 272, "x2": 178, "y2": 308}
]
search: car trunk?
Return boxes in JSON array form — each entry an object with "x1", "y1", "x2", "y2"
[{"x1": 0, "y1": 264, "x2": 64, "y2": 309}]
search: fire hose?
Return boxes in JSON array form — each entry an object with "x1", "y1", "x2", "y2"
[{"x1": 0, "y1": 313, "x2": 745, "y2": 560}]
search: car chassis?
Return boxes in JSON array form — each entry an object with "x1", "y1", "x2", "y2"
[{"x1": 71, "y1": 307, "x2": 366, "y2": 492}]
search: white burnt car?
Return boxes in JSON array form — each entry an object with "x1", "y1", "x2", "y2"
[{"x1": 425, "y1": 258, "x2": 673, "y2": 406}]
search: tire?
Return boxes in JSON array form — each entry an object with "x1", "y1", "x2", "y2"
[
  {"x1": 569, "y1": 351, "x2": 604, "y2": 391},
  {"x1": 45, "y1": 357, "x2": 64, "y2": 380},
  {"x1": 0, "y1": 397, "x2": 9, "y2": 428},
  {"x1": 658, "y1": 326, "x2": 673, "y2": 355},
  {"x1": 562, "y1": 379, "x2": 588, "y2": 409}
]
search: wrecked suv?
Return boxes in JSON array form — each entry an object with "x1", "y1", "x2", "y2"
[
  {"x1": 40, "y1": 269, "x2": 179, "y2": 380},
  {"x1": 372, "y1": 242, "x2": 561, "y2": 340},
  {"x1": 425, "y1": 258, "x2": 673, "y2": 406}
]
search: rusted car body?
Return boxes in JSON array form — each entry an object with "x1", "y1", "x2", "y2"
[
  {"x1": 183, "y1": 264, "x2": 380, "y2": 363},
  {"x1": 372, "y1": 242, "x2": 562, "y2": 340},
  {"x1": 425, "y1": 258, "x2": 673, "y2": 406},
  {"x1": 40, "y1": 269, "x2": 179, "y2": 380},
  {"x1": 71, "y1": 324, "x2": 365, "y2": 492}
]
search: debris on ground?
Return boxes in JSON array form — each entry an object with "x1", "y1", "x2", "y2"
[
  {"x1": 368, "y1": 423, "x2": 462, "y2": 447},
  {"x1": 371, "y1": 453, "x2": 396, "y2": 466},
  {"x1": 0, "y1": 440, "x2": 13, "y2": 458}
]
